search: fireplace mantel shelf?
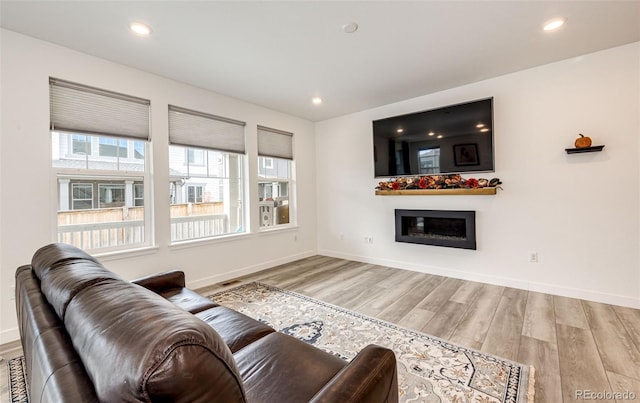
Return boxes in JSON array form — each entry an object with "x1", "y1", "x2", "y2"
[{"x1": 376, "y1": 188, "x2": 497, "y2": 196}]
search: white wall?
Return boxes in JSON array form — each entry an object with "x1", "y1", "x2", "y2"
[
  {"x1": 316, "y1": 42, "x2": 640, "y2": 309},
  {"x1": 0, "y1": 29, "x2": 318, "y2": 343}
]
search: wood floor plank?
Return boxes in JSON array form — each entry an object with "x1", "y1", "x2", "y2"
[
  {"x1": 374, "y1": 267, "x2": 418, "y2": 289},
  {"x1": 377, "y1": 275, "x2": 449, "y2": 323},
  {"x1": 396, "y1": 307, "x2": 436, "y2": 331},
  {"x1": 350, "y1": 272, "x2": 427, "y2": 317},
  {"x1": 522, "y1": 291, "x2": 557, "y2": 343},
  {"x1": 415, "y1": 277, "x2": 463, "y2": 312},
  {"x1": 313, "y1": 270, "x2": 386, "y2": 308},
  {"x1": 421, "y1": 300, "x2": 467, "y2": 339},
  {"x1": 449, "y1": 280, "x2": 483, "y2": 304},
  {"x1": 612, "y1": 305, "x2": 640, "y2": 350},
  {"x1": 298, "y1": 263, "x2": 375, "y2": 295},
  {"x1": 554, "y1": 295, "x2": 589, "y2": 329},
  {"x1": 517, "y1": 335, "x2": 563, "y2": 403},
  {"x1": 449, "y1": 284, "x2": 503, "y2": 346},
  {"x1": 556, "y1": 324, "x2": 614, "y2": 402},
  {"x1": 606, "y1": 371, "x2": 640, "y2": 399},
  {"x1": 582, "y1": 300, "x2": 640, "y2": 380},
  {"x1": 482, "y1": 289, "x2": 528, "y2": 361}
]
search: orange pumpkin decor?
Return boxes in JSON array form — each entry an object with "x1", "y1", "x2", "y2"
[{"x1": 574, "y1": 133, "x2": 592, "y2": 148}]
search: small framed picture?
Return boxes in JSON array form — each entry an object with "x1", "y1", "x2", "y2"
[{"x1": 453, "y1": 144, "x2": 479, "y2": 166}]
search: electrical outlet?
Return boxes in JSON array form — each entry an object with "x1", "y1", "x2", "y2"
[
  {"x1": 363, "y1": 236, "x2": 373, "y2": 244},
  {"x1": 9, "y1": 285, "x2": 15, "y2": 300},
  {"x1": 339, "y1": 234, "x2": 344, "y2": 241},
  {"x1": 528, "y1": 252, "x2": 538, "y2": 263}
]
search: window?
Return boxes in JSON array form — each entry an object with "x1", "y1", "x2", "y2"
[
  {"x1": 187, "y1": 185, "x2": 204, "y2": 203},
  {"x1": 99, "y1": 137, "x2": 128, "y2": 158},
  {"x1": 418, "y1": 147, "x2": 440, "y2": 174},
  {"x1": 72, "y1": 134, "x2": 92, "y2": 155},
  {"x1": 72, "y1": 183, "x2": 93, "y2": 210},
  {"x1": 50, "y1": 78, "x2": 150, "y2": 252},
  {"x1": 98, "y1": 184, "x2": 126, "y2": 208},
  {"x1": 262, "y1": 157, "x2": 274, "y2": 170},
  {"x1": 134, "y1": 184, "x2": 144, "y2": 206},
  {"x1": 187, "y1": 148, "x2": 205, "y2": 165},
  {"x1": 168, "y1": 105, "x2": 246, "y2": 243},
  {"x1": 257, "y1": 126, "x2": 294, "y2": 228}
]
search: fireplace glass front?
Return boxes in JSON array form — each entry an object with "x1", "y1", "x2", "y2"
[{"x1": 395, "y1": 209, "x2": 476, "y2": 250}]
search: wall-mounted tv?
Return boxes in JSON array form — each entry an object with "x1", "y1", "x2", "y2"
[{"x1": 373, "y1": 98, "x2": 494, "y2": 177}]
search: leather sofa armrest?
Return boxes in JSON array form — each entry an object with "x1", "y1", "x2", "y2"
[
  {"x1": 131, "y1": 270, "x2": 185, "y2": 293},
  {"x1": 310, "y1": 345, "x2": 398, "y2": 403}
]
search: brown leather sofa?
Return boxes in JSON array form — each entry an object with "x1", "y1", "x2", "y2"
[{"x1": 15, "y1": 243, "x2": 398, "y2": 402}]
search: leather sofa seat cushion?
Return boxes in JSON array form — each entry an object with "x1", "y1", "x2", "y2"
[
  {"x1": 234, "y1": 332, "x2": 347, "y2": 402},
  {"x1": 132, "y1": 270, "x2": 218, "y2": 313},
  {"x1": 160, "y1": 287, "x2": 219, "y2": 313},
  {"x1": 63, "y1": 280, "x2": 247, "y2": 402},
  {"x1": 197, "y1": 306, "x2": 275, "y2": 352}
]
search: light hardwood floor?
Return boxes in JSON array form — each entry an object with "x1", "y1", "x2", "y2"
[
  {"x1": 202, "y1": 255, "x2": 640, "y2": 403},
  {"x1": 3, "y1": 255, "x2": 639, "y2": 402}
]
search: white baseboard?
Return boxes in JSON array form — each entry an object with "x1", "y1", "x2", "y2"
[
  {"x1": 186, "y1": 249, "x2": 317, "y2": 290},
  {"x1": 318, "y1": 249, "x2": 640, "y2": 309},
  {"x1": 0, "y1": 328, "x2": 20, "y2": 346}
]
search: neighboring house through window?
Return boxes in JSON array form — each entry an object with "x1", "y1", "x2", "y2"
[
  {"x1": 168, "y1": 105, "x2": 246, "y2": 243},
  {"x1": 257, "y1": 126, "x2": 294, "y2": 229},
  {"x1": 418, "y1": 147, "x2": 441, "y2": 174},
  {"x1": 50, "y1": 78, "x2": 151, "y2": 252}
]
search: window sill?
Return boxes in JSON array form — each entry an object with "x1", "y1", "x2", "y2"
[
  {"x1": 94, "y1": 245, "x2": 159, "y2": 262},
  {"x1": 258, "y1": 224, "x2": 299, "y2": 235},
  {"x1": 169, "y1": 232, "x2": 253, "y2": 251}
]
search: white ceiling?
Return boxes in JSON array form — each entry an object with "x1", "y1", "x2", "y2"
[{"x1": 1, "y1": 1, "x2": 639, "y2": 122}]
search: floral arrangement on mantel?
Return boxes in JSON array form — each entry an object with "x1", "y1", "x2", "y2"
[{"x1": 376, "y1": 174, "x2": 502, "y2": 191}]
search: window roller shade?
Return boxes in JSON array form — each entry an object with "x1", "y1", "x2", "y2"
[
  {"x1": 49, "y1": 78, "x2": 150, "y2": 140},
  {"x1": 258, "y1": 126, "x2": 293, "y2": 160},
  {"x1": 168, "y1": 105, "x2": 246, "y2": 154}
]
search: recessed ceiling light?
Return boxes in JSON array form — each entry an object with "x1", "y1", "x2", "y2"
[
  {"x1": 480, "y1": 128, "x2": 490, "y2": 132},
  {"x1": 437, "y1": 135, "x2": 443, "y2": 139},
  {"x1": 130, "y1": 22, "x2": 152, "y2": 36},
  {"x1": 342, "y1": 22, "x2": 359, "y2": 34},
  {"x1": 396, "y1": 128, "x2": 404, "y2": 133},
  {"x1": 312, "y1": 97, "x2": 323, "y2": 105},
  {"x1": 476, "y1": 123, "x2": 485, "y2": 128},
  {"x1": 428, "y1": 132, "x2": 435, "y2": 136},
  {"x1": 543, "y1": 17, "x2": 567, "y2": 31}
]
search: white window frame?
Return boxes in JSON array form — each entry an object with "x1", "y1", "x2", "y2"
[
  {"x1": 50, "y1": 78, "x2": 151, "y2": 254},
  {"x1": 257, "y1": 126, "x2": 295, "y2": 231},
  {"x1": 257, "y1": 156, "x2": 294, "y2": 230},
  {"x1": 168, "y1": 105, "x2": 247, "y2": 244}
]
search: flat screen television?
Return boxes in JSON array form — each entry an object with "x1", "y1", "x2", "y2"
[{"x1": 373, "y1": 98, "x2": 494, "y2": 177}]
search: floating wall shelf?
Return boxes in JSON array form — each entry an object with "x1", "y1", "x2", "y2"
[
  {"x1": 375, "y1": 188, "x2": 497, "y2": 196},
  {"x1": 565, "y1": 145, "x2": 605, "y2": 154}
]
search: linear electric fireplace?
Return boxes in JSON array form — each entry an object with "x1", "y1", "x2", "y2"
[{"x1": 395, "y1": 209, "x2": 476, "y2": 250}]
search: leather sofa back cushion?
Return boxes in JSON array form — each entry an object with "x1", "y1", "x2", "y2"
[
  {"x1": 31, "y1": 243, "x2": 102, "y2": 278},
  {"x1": 31, "y1": 243, "x2": 122, "y2": 320},
  {"x1": 64, "y1": 280, "x2": 248, "y2": 402}
]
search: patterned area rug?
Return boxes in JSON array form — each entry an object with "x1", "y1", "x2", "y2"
[
  {"x1": 208, "y1": 282, "x2": 535, "y2": 403},
  {"x1": 7, "y1": 357, "x2": 28, "y2": 403}
]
